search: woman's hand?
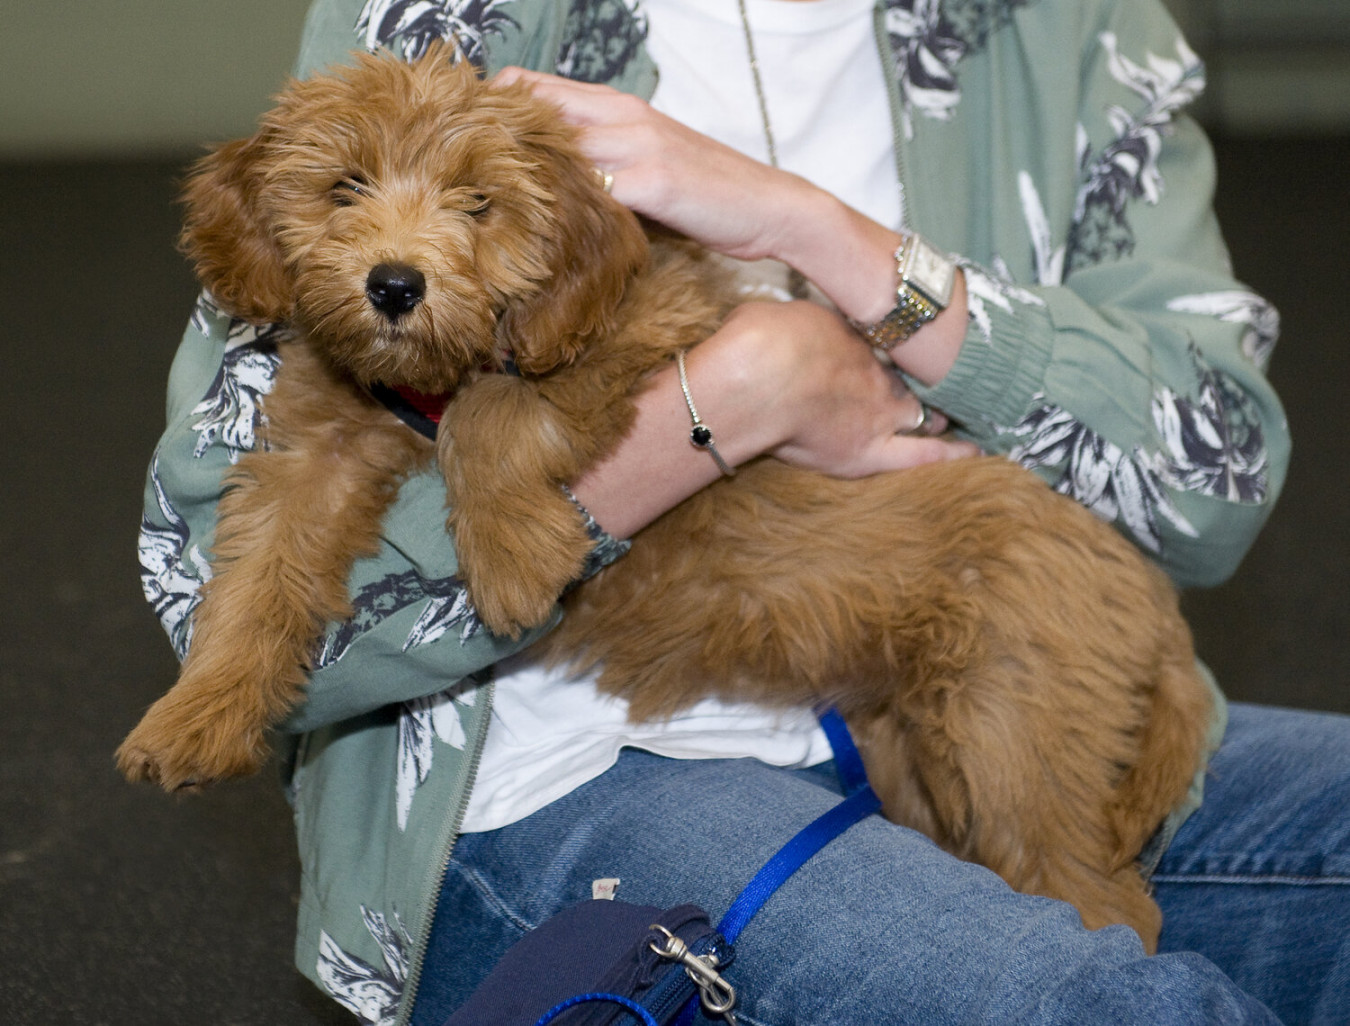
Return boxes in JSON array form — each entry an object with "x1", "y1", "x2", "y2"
[
  {"x1": 570, "y1": 301, "x2": 978, "y2": 539},
  {"x1": 495, "y1": 66, "x2": 804, "y2": 262},
  {"x1": 712, "y1": 302, "x2": 969, "y2": 475}
]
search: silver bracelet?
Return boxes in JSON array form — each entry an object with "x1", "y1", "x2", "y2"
[{"x1": 675, "y1": 351, "x2": 736, "y2": 477}]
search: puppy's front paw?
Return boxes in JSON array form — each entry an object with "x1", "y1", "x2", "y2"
[
  {"x1": 451, "y1": 490, "x2": 595, "y2": 638},
  {"x1": 457, "y1": 524, "x2": 592, "y2": 639},
  {"x1": 115, "y1": 685, "x2": 270, "y2": 792},
  {"x1": 468, "y1": 559, "x2": 569, "y2": 638}
]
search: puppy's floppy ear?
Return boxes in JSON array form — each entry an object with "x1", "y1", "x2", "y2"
[
  {"x1": 496, "y1": 148, "x2": 649, "y2": 376},
  {"x1": 179, "y1": 131, "x2": 293, "y2": 324}
]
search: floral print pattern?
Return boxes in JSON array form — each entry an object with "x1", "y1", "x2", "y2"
[
  {"x1": 138, "y1": 298, "x2": 282, "y2": 652},
  {"x1": 317, "y1": 908, "x2": 412, "y2": 1026},
  {"x1": 1007, "y1": 402, "x2": 1197, "y2": 553},
  {"x1": 1017, "y1": 168, "x2": 1068, "y2": 287},
  {"x1": 356, "y1": 0, "x2": 518, "y2": 64},
  {"x1": 942, "y1": 0, "x2": 1034, "y2": 50},
  {"x1": 557, "y1": 0, "x2": 648, "y2": 81},
  {"x1": 881, "y1": 0, "x2": 966, "y2": 139},
  {"x1": 316, "y1": 570, "x2": 482, "y2": 669},
  {"x1": 960, "y1": 258, "x2": 1045, "y2": 347},
  {"x1": 185, "y1": 295, "x2": 283, "y2": 462},
  {"x1": 1066, "y1": 32, "x2": 1205, "y2": 271},
  {"x1": 1168, "y1": 290, "x2": 1280, "y2": 370},
  {"x1": 881, "y1": 0, "x2": 1034, "y2": 139},
  {"x1": 138, "y1": 454, "x2": 210, "y2": 659},
  {"x1": 1150, "y1": 346, "x2": 1270, "y2": 506},
  {"x1": 997, "y1": 31, "x2": 1271, "y2": 552},
  {"x1": 396, "y1": 683, "x2": 479, "y2": 829},
  {"x1": 1006, "y1": 343, "x2": 1269, "y2": 555}
]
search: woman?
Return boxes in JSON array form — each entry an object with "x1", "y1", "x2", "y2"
[{"x1": 140, "y1": 1, "x2": 1348, "y2": 1022}]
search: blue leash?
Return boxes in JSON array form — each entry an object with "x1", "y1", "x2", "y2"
[
  {"x1": 816, "y1": 707, "x2": 872, "y2": 798},
  {"x1": 716, "y1": 779, "x2": 880, "y2": 944},
  {"x1": 536, "y1": 992, "x2": 660, "y2": 1026},
  {"x1": 536, "y1": 708, "x2": 880, "y2": 1026}
]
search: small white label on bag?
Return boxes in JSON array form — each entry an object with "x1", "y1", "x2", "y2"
[{"x1": 592, "y1": 878, "x2": 621, "y2": 901}]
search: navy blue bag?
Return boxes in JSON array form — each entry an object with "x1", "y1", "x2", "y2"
[
  {"x1": 441, "y1": 901, "x2": 728, "y2": 1026},
  {"x1": 440, "y1": 710, "x2": 880, "y2": 1026}
]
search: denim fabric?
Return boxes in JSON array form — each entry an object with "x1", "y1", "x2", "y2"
[
  {"x1": 414, "y1": 703, "x2": 1349, "y2": 1025},
  {"x1": 1153, "y1": 704, "x2": 1350, "y2": 1025}
]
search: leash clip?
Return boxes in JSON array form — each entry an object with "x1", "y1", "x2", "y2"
[{"x1": 648, "y1": 924, "x2": 738, "y2": 1019}]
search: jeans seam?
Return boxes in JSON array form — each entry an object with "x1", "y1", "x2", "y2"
[
  {"x1": 728, "y1": 1011, "x2": 772, "y2": 1026},
  {"x1": 1151, "y1": 873, "x2": 1350, "y2": 886},
  {"x1": 445, "y1": 856, "x2": 538, "y2": 933}
]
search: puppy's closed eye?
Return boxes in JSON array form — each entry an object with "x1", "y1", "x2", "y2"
[
  {"x1": 331, "y1": 176, "x2": 368, "y2": 207},
  {"x1": 460, "y1": 191, "x2": 491, "y2": 218}
]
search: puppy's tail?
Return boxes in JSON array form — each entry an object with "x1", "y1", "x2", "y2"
[{"x1": 1106, "y1": 633, "x2": 1214, "y2": 870}]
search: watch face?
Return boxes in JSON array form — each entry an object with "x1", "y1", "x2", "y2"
[{"x1": 904, "y1": 236, "x2": 955, "y2": 308}]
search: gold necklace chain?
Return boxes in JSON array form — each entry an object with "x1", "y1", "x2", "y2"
[
  {"x1": 736, "y1": 0, "x2": 779, "y2": 168},
  {"x1": 735, "y1": 0, "x2": 809, "y2": 298}
]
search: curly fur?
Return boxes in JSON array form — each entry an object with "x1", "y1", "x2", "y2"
[{"x1": 116, "y1": 47, "x2": 1211, "y2": 952}]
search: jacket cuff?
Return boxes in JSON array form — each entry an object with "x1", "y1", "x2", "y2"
[
  {"x1": 906, "y1": 262, "x2": 1057, "y2": 437},
  {"x1": 563, "y1": 485, "x2": 632, "y2": 583}
]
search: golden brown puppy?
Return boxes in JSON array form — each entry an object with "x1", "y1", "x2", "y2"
[{"x1": 117, "y1": 47, "x2": 1211, "y2": 951}]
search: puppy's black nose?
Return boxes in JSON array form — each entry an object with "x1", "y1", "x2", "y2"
[{"x1": 366, "y1": 262, "x2": 426, "y2": 319}]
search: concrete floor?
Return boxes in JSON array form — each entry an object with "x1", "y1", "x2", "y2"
[{"x1": 1, "y1": 136, "x2": 1346, "y2": 1024}]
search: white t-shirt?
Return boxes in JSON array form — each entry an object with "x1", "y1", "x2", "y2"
[
  {"x1": 460, "y1": 0, "x2": 900, "y2": 834},
  {"x1": 643, "y1": 0, "x2": 901, "y2": 230}
]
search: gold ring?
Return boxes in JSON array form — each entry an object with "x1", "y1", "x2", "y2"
[{"x1": 594, "y1": 167, "x2": 614, "y2": 194}]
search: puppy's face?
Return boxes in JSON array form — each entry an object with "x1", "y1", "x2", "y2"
[{"x1": 181, "y1": 48, "x2": 647, "y2": 394}]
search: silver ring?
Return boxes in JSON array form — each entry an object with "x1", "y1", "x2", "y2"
[{"x1": 904, "y1": 402, "x2": 930, "y2": 436}]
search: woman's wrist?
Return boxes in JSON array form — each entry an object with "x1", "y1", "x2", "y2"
[
  {"x1": 886, "y1": 268, "x2": 968, "y2": 388},
  {"x1": 769, "y1": 183, "x2": 900, "y2": 321},
  {"x1": 569, "y1": 300, "x2": 977, "y2": 538},
  {"x1": 770, "y1": 184, "x2": 968, "y2": 389},
  {"x1": 566, "y1": 306, "x2": 844, "y2": 538}
]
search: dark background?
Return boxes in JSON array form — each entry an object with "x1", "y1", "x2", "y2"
[{"x1": 1, "y1": 133, "x2": 1346, "y2": 1024}]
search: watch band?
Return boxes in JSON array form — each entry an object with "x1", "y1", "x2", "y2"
[{"x1": 849, "y1": 233, "x2": 954, "y2": 352}]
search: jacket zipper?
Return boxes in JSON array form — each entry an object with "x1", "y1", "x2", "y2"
[
  {"x1": 872, "y1": 0, "x2": 911, "y2": 232},
  {"x1": 394, "y1": 678, "x2": 497, "y2": 1026}
]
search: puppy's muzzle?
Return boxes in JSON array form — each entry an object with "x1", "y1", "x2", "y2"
[{"x1": 366, "y1": 262, "x2": 426, "y2": 320}]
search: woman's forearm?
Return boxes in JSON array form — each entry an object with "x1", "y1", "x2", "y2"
[
  {"x1": 568, "y1": 356, "x2": 734, "y2": 541},
  {"x1": 570, "y1": 301, "x2": 977, "y2": 538}
]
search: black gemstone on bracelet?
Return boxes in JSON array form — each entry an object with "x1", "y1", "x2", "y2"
[{"x1": 691, "y1": 425, "x2": 713, "y2": 448}]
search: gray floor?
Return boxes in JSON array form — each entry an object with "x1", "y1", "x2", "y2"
[{"x1": 1, "y1": 136, "x2": 1346, "y2": 1024}]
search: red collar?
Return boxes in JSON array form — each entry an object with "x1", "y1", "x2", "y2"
[
  {"x1": 370, "y1": 384, "x2": 452, "y2": 439},
  {"x1": 391, "y1": 385, "x2": 453, "y2": 424},
  {"x1": 372, "y1": 350, "x2": 515, "y2": 439}
]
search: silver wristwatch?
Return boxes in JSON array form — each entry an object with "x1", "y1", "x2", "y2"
[{"x1": 849, "y1": 232, "x2": 957, "y2": 351}]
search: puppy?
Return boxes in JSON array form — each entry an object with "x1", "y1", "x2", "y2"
[{"x1": 118, "y1": 47, "x2": 1211, "y2": 951}]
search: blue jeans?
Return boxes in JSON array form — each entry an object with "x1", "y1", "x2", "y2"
[{"x1": 413, "y1": 704, "x2": 1349, "y2": 1025}]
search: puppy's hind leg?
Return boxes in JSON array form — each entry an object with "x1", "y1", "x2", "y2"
[
  {"x1": 853, "y1": 664, "x2": 1169, "y2": 951},
  {"x1": 117, "y1": 352, "x2": 428, "y2": 790}
]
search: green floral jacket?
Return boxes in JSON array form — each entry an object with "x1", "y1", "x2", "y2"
[{"x1": 137, "y1": 1, "x2": 1287, "y2": 1022}]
